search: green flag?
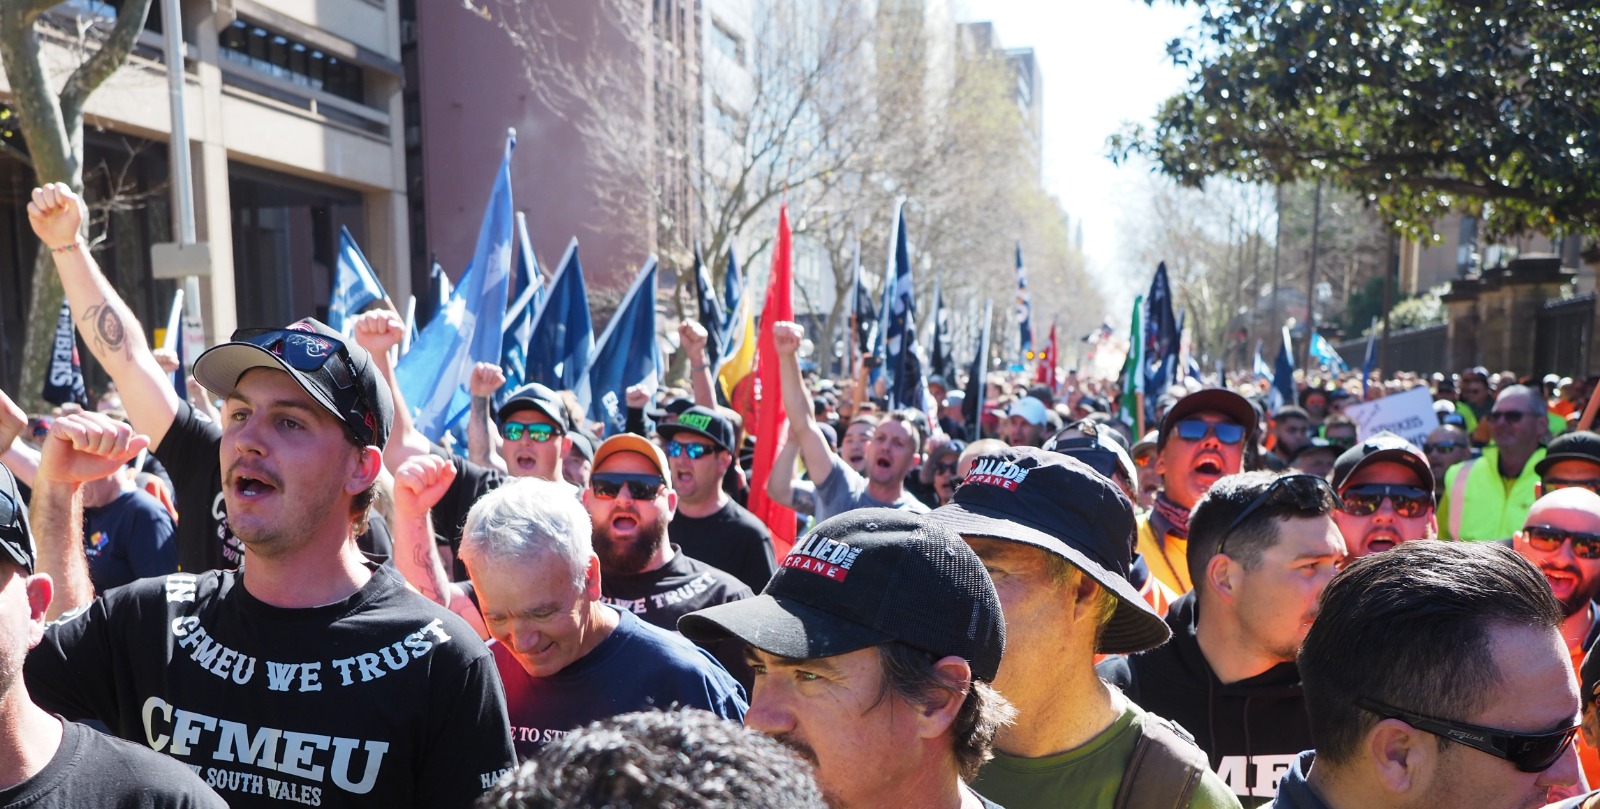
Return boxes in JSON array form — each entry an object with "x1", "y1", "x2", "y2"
[{"x1": 1119, "y1": 295, "x2": 1144, "y2": 430}]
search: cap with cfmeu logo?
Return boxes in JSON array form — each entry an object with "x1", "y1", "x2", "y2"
[
  {"x1": 656, "y1": 405, "x2": 736, "y2": 453},
  {"x1": 679, "y1": 509, "x2": 1006, "y2": 682}
]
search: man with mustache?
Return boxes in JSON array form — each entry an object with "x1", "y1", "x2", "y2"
[
  {"x1": 1513, "y1": 488, "x2": 1600, "y2": 790},
  {"x1": 582, "y1": 435, "x2": 753, "y2": 686},
  {"x1": 1101, "y1": 472, "x2": 1346, "y2": 806},
  {"x1": 1329, "y1": 432, "x2": 1437, "y2": 560},
  {"x1": 680, "y1": 509, "x2": 1014, "y2": 809},
  {"x1": 1137, "y1": 389, "x2": 1258, "y2": 595}
]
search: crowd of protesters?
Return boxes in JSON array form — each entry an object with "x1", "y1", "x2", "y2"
[{"x1": 5, "y1": 181, "x2": 1600, "y2": 809}]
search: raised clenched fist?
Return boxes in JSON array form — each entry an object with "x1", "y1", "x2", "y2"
[
  {"x1": 773, "y1": 321, "x2": 805, "y2": 355},
  {"x1": 27, "y1": 183, "x2": 87, "y2": 250}
]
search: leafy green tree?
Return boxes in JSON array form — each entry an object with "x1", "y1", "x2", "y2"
[{"x1": 1112, "y1": 1, "x2": 1600, "y2": 241}]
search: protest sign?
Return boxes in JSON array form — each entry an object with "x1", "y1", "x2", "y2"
[{"x1": 1342, "y1": 386, "x2": 1435, "y2": 447}]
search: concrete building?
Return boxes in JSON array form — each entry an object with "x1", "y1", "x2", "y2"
[
  {"x1": 0, "y1": 0, "x2": 409, "y2": 392},
  {"x1": 400, "y1": 0, "x2": 701, "y2": 307}
]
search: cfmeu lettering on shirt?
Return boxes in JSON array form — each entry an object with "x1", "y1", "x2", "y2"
[{"x1": 168, "y1": 614, "x2": 455, "y2": 691}]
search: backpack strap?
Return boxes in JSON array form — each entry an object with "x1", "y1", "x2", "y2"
[
  {"x1": 1113, "y1": 716, "x2": 1212, "y2": 809},
  {"x1": 1448, "y1": 458, "x2": 1477, "y2": 541}
]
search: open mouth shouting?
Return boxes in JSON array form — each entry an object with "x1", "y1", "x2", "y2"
[
  {"x1": 511, "y1": 451, "x2": 542, "y2": 475},
  {"x1": 609, "y1": 509, "x2": 641, "y2": 536},
  {"x1": 1359, "y1": 529, "x2": 1401, "y2": 556},
  {"x1": 228, "y1": 465, "x2": 280, "y2": 500},
  {"x1": 1543, "y1": 565, "x2": 1581, "y2": 602},
  {"x1": 1191, "y1": 453, "x2": 1225, "y2": 480}
]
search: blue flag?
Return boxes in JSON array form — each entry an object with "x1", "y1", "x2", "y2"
[
  {"x1": 396, "y1": 130, "x2": 516, "y2": 440},
  {"x1": 1271, "y1": 326, "x2": 1297, "y2": 413},
  {"x1": 851, "y1": 241, "x2": 876, "y2": 356},
  {"x1": 693, "y1": 245, "x2": 727, "y2": 371},
  {"x1": 1253, "y1": 340, "x2": 1274, "y2": 387},
  {"x1": 1141, "y1": 262, "x2": 1181, "y2": 419},
  {"x1": 1361, "y1": 317, "x2": 1379, "y2": 397},
  {"x1": 497, "y1": 211, "x2": 545, "y2": 408},
  {"x1": 882, "y1": 200, "x2": 924, "y2": 410},
  {"x1": 721, "y1": 248, "x2": 743, "y2": 342},
  {"x1": 930, "y1": 283, "x2": 952, "y2": 381},
  {"x1": 963, "y1": 300, "x2": 993, "y2": 431},
  {"x1": 581, "y1": 258, "x2": 662, "y2": 436},
  {"x1": 1309, "y1": 331, "x2": 1350, "y2": 372},
  {"x1": 327, "y1": 227, "x2": 388, "y2": 334},
  {"x1": 1016, "y1": 244, "x2": 1032, "y2": 359},
  {"x1": 525, "y1": 238, "x2": 594, "y2": 392}
]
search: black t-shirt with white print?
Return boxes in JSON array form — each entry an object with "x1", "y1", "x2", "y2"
[
  {"x1": 155, "y1": 401, "x2": 396, "y2": 573},
  {"x1": 24, "y1": 565, "x2": 516, "y2": 808}
]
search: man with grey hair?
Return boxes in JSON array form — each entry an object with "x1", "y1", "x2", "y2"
[
  {"x1": 391, "y1": 466, "x2": 746, "y2": 760},
  {"x1": 1441, "y1": 384, "x2": 1550, "y2": 541}
]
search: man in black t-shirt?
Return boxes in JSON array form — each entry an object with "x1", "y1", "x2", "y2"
[
  {"x1": 19, "y1": 189, "x2": 517, "y2": 807},
  {"x1": 582, "y1": 435, "x2": 754, "y2": 686},
  {"x1": 660, "y1": 407, "x2": 775, "y2": 593},
  {"x1": 39, "y1": 185, "x2": 387, "y2": 573},
  {"x1": 0, "y1": 463, "x2": 225, "y2": 808}
]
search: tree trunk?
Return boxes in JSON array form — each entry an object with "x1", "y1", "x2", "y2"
[{"x1": 0, "y1": 0, "x2": 152, "y2": 411}]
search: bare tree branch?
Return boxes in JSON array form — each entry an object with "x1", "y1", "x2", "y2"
[{"x1": 58, "y1": 0, "x2": 155, "y2": 125}]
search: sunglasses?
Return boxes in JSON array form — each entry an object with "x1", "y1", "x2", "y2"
[
  {"x1": 1338, "y1": 485, "x2": 1434, "y2": 518},
  {"x1": 1486, "y1": 410, "x2": 1536, "y2": 425},
  {"x1": 934, "y1": 461, "x2": 958, "y2": 476},
  {"x1": 1174, "y1": 419, "x2": 1246, "y2": 445},
  {"x1": 1216, "y1": 474, "x2": 1342, "y2": 557},
  {"x1": 1523, "y1": 524, "x2": 1600, "y2": 560},
  {"x1": 1356, "y1": 697, "x2": 1578, "y2": 773},
  {"x1": 666, "y1": 440, "x2": 717, "y2": 460},
  {"x1": 1542, "y1": 478, "x2": 1600, "y2": 496},
  {"x1": 1422, "y1": 441, "x2": 1465, "y2": 453},
  {"x1": 590, "y1": 472, "x2": 665, "y2": 500},
  {"x1": 501, "y1": 422, "x2": 561, "y2": 443},
  {"x1": 234, "y1": 328, "x2": 373, "y2": 438}
]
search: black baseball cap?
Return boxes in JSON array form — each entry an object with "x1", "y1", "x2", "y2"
[
  {"x1": 931, "y1": 447, "x2": 1171, "y2": 654},
  {"x1": 679, "y1": 509, "x2": 1006, "y2": 682},
  {"x1": 1536, "y1": 431, "x2": 1600, "y2": 478},
  {"x1": 193, "y1": 318, "x2": 393, "y2": 449},
  {"x1": 657, "y1": 406, "x2": 736, "y2": 453},
  {"x1": 1329, "y1": 431, "x2": 1434, "y2": 492},
  {"x1": 497, "y1": 382, "x2": 570, "y2": 430},
  {"x1": 1157, "y1": 388, "x2": 1258, "y2": 450},
  {"x1": 1044, "y1": 422, "x2": 1137, "y2": 489},
  {"x1": 0, "y1": 464, "x2": 32, "y2": 573},
  {"x1": 567, "y1": 431, "x2": 595, "y2": 462}
]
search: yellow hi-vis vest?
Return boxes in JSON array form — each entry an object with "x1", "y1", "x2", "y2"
[{"x1": 1439, "y1": 445, "x2": 1545, "y2": 542}]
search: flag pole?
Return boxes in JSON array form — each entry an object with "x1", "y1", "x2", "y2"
[{"x1": 1136, "y1": 391, "x2": 1146, "y2": 438}]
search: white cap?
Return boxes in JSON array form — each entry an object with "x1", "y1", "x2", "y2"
[{"x1": 1008, "y1": 396, "x2": 1048, "y2": 426}]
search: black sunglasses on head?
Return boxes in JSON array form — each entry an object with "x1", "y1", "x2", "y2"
[
  {"x1": 233, "y1": 327, "x2": 373, "y2": 437},
  {"x1": 1216, "y1": 474, "x2": 1342, "y2": 557},
  {"x1": 590, "y1": 472, "x2": 665, "y2": 500},
  {"x1": 1356, "y1": 697, "x2": 1578, "y2": 773}
]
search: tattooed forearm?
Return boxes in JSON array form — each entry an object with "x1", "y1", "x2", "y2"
[
  {"x1": 83, "y1": 302, "x2": 131, "y2": 360},
  {"x1": 468, "y1": 395, "x2": 492, "y2": 467}
]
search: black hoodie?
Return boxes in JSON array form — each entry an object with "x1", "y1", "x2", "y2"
[{"x1": 1096, "y1": 591, "x2": 1312, "y2": 808}]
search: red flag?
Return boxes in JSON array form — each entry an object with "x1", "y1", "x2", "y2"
[
  {"x1": 747, "y1": 207, "x2": 798, "y2": 557},
  {"x1": 1035, "y1": 324, "x2": 1059, "y2": 391}
]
